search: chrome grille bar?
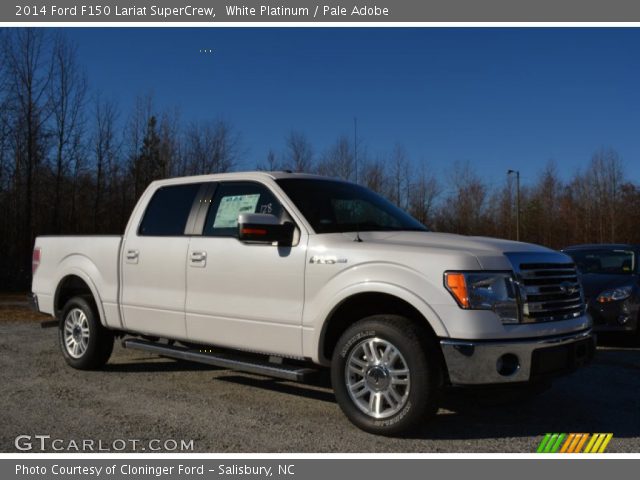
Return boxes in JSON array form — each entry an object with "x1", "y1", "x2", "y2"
[{"x1": 518, "y1": 261, "x2": 585, "y2": 323}]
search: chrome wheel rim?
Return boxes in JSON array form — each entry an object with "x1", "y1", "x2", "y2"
[
  {"x1": 345, "y1": 337, "x2": 410, "y2": 419},
  {"x1": 63, "y1": 308, "x2": 90, "y2": 359}
]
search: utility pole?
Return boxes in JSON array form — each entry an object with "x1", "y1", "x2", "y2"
[
  {"x1": 354, "y1": 117, "x2": 358, "y2": 184},
  {"x1": 507, "y1": 169, "x2": 521, "y2": 241}
]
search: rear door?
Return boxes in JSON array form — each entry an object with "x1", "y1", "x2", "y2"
[
  {"x1": 120, "y1": 183, "x2": 204, "y2": 339},
  {"x1": 185, "y1": 181, "x2": 307, "y2": 356}
]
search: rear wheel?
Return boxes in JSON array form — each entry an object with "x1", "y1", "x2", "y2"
[
  {"x1": 59, "y1": 296, "x2": 114, "y2": 370},
  {"x1": 331, "y1": 314, "x2": 442, "y2": 435}
]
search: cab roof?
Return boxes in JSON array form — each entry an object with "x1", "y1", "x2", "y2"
[
  {"x1": 149, "y1": 170, "x2": 340, "y2": 187},
  {"x1": 562, "y1": 243, "x2": 639, "y2": 251}
]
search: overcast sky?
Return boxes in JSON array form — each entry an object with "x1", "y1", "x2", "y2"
[{"x1": 63, "y1": 27, "x2": 640, "y2": 185}]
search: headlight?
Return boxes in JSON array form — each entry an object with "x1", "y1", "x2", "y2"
[
  {"x1": 444, "y1": 271, "x2": 519, "y2": 324},
  {"x1": 596, "y1": 285, "x2": 633, "y2": 303}
]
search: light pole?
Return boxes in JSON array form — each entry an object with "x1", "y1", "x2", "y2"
[
  {"x1": 507, "y1": 169, "x2": 520, "y2": 241},
  {"x1": 354, "y1": 117, "x2": 358, "y2": 184}
]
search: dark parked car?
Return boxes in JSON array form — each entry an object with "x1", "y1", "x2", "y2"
[{"x1": 562, "y1": 244, "x2": 639, "y2": 341}]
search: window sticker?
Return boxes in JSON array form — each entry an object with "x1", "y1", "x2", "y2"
[{"x1": 213, "y1": 194, "x2": 260, "y2": 228}]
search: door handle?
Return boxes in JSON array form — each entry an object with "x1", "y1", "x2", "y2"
[
  {"x1": 190, "y1": 251, "x2": 207, "y2": 267},
  {"x1": 126, "y1": 249, "x2": 139, "y2": 264}
]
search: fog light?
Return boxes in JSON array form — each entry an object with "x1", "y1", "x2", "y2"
[{"x1": 497, "y1": 353, "x2": 520, "y2": 376}]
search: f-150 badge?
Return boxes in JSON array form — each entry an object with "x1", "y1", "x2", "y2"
[{"x1": 309, "y1": 255, "x2": 348, "y2": 265}]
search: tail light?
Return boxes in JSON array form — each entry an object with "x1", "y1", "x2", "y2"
[{"x1": 32, "y1": 247, "x2": 41, "y2": 275}]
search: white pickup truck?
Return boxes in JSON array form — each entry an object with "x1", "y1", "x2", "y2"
[{"x1": 31, "y1": 171, "x2": 594, "y2": 434}]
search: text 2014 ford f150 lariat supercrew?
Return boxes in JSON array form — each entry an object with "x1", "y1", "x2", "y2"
[{"x1": 31, "y1": 172, "x2": 595, "y2": 434}]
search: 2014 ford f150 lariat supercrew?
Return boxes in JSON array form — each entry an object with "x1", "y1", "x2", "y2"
[{"x1": 31, "y1": 172, "x2": 595, "y2": 434}]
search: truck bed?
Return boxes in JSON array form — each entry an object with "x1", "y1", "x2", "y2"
[{"x1": 32, "y1": 236, "x2": 123, "y2": 329}]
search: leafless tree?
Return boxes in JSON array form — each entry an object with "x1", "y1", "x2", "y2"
[
  {"x1": 360, "y1": 157, "x2": 387, "y2": 194},
  {"x1": 49, "y1": 33, "x2": 87, "y2": 233},
  {"x1": 388, "y1": 144, "x2": 410, "y2": 209},
  {"x1": 257, "y1": 149, "x2": 284, "y2": 171},
  {"x1": 438, "y1": 161, "x2": 487, "y2": 234},
  {"x1": 284, "y1": 130, "x2": 314, "y2": 172},
  {"x1": 408, "y1": 163, "x2": 440, "y2": 225},
  {"x1": 1, "y1": 28, "x2": 54, "y2": 278},
  {"x1": 184, "y1": 119, "x2": 240, "y2": 175},
  {"x1": 126, "y1": 94, "x2": 155, "y2": 198},
  {"x1": 589, "y1": 148, "x2": 623, "y2": 242},
  {"x1": 317, "y1": 135, "x2": 355, "y2": 181},
  {"x1": 92, "y1": 96, "x2": 119, "y2": 231}
]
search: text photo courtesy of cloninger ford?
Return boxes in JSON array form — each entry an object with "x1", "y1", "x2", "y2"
[{"x1": 0, "y1": 27, "x2": 639, "y2": 452}]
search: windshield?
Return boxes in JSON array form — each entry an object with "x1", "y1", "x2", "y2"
[
  {"x1": 276, "y1": 178, "x2": 428, "y2": 234},
  {"x1": 565, "y1": 249, "x2": 636, "y2": 275}
]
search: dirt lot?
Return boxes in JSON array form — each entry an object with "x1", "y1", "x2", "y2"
[{"x1": 1, "y1": 296, "x2": 638, "y2": 453}]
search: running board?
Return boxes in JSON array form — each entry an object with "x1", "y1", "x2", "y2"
[{"x1": 122, "y1": 338, "x2": 316, "y2": 382}]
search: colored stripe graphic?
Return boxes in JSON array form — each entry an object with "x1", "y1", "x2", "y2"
[
  {"x1": 537, "y1": 433, "x2": 613, "y2": 453},
  {"x1": 584, "y1": 434, "x2": 599, "y2": 453},
  {"x1": 550, "y1": 433, "x2": 566, "y2": 453},
  {"x1": 560, "y1": 433, "x2": 576, "y2": 453},
  {"x1": 597, "y1": 434, "x2": 613, "y2": 453},
  {"x1": 573, "y1": 434, "x2": 590, "y2": 453},
  {"x1": 537, "y1": 433, "x2": 553, "y2": 453}
]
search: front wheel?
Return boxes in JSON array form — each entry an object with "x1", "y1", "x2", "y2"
[
  {"x1": 331, "y1": 315, "x2": 442, "y2": 435},
  {"x1": 59, "y1": 296, "x2": 114, "y2": 370}
]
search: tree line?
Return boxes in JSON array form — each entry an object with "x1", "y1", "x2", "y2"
[{"x1": 1, "y1": 29, "x2": 639, "y2": 291}]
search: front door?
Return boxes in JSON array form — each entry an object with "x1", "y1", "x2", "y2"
[{"x1": 185, "y1": 181, "x2": 306, "y2": 356}]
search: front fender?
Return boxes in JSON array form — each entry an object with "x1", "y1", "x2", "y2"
[{"x1": 302, "y1": 262, "x2": 452, "y2": 362}]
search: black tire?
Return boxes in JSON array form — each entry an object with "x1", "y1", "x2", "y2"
[
  {"x1": 58, "y1": 296, "x2": 114, "y2": 370},
  {"x1": 331, "y1": 314, "x2": 442, "y2": 435}
]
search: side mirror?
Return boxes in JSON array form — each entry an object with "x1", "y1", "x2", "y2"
[{"x1": 237, "y1": 213, "x2": 294, "y2": 246}]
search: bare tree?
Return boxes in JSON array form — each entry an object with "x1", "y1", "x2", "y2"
[
  {"x1": 408, "y1": 163, "x2": 440, "y2": 225},
  {"x1": 92, "y1": 96, "x2": 119, "y2": 231},
  {"x1": 524, "y1": 161, "x2": 563, "y2": 246},
  {"x1": 438, "y1": 161, "x2": 487, "y2": 235},
  {"x1": 358, "y1": 154, "x2": 387, "y2": 194},
  {"x1": 589, "y1": 148, "x2": 623, "y2": 242},
  {"x1": 1, "y1": 28, "x2": 54, "y2": 279},
  {"x1": 126, "y1": 94, "x2": 154, "y2": 198},
  {"x1": 388, "y1": 144, "x2": 410, "y2": 209},
  {"x1": 184, "y1": 119, "x2": 240, "y2": 175},
  {"x1": 316, "y1": 135, "x2": 354, "y2": 180},
  {"x1": 257, "y1": 149, "x2": 284, "y2": 171},
  {"x1": 284, "y1": 130, "x2": 313, "y2": 172},
  {"x1": 49, "y1": 33, "x2": 87, "y2": 233},
  {"x1": 134, "y1": 115, "x2": 161, "y2": 195}
]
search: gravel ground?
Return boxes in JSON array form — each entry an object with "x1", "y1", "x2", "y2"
[{"x1": 1, "y1": 306, "x2": 639, "y2": 453}]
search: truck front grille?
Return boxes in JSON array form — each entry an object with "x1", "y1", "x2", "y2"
[{"x1": 519, "y1": 262, "x2": 585, "y2": 323}]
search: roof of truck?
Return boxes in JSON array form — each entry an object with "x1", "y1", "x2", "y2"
[
  {"x1": 150, "y1": 170, "x2": 339, "y2": 186},
  {"x1": 562, "y1": 243, "x2": 639, "y2": 251}
]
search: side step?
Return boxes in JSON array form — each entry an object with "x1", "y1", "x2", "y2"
[{"x1": 122, "y1": 338, "x2": 317, "y2": 382}]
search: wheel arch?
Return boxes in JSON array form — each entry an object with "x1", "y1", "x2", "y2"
[
  {"x1": 54, "y1": 272, "x2": 106, "y2": 327},
  {"x1": 318, "y1": 291, "x2": 447, "y2": 366}
]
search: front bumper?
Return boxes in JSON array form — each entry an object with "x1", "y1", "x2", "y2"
[
  {"x1": 440, "y1": 329, "x2": 595, "y2": 385},
  {"x1": 588, "y1": 299, "x2": 639, "y2": 334}
]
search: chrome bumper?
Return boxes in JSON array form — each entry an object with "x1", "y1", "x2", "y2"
[{"x1": 440, "y1": 329, "x2": 595, "y2": 385}]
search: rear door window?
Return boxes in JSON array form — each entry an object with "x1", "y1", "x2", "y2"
[{"x1": 138, "y1": 183, "x2": 202, "y2": 236}]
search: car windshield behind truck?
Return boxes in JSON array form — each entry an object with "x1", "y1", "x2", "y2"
[
  {"x1": 566, "y1": 249, "x2": 636, "y2": 275},
  {"x1": 277, "y1": 178, "x2": 427, "y2": 234}
]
